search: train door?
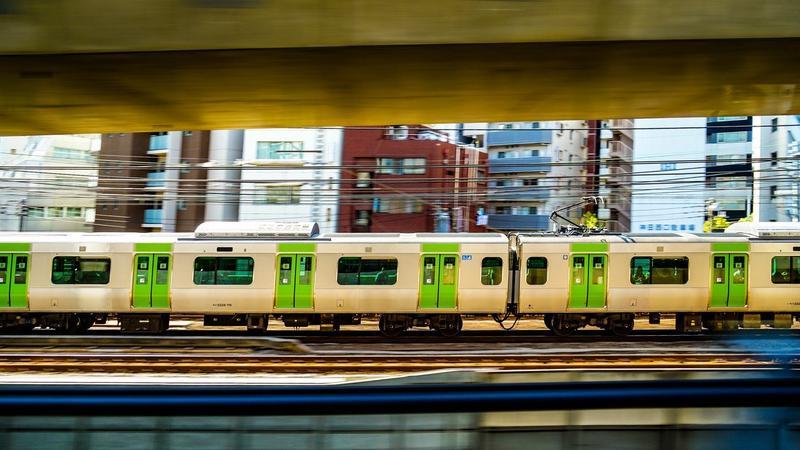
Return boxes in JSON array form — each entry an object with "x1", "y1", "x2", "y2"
[
  {"x1": 0, "y1": 254, "x2": 29, "y2": 308},
  {"x1": 275, "y1": 254, "x2": 315, "y2": 309},
  {"x1": 710, "y1": 253, "x2": 748, "y2": 307},
  {"x1": 419, "y1": 254, "x2": 458, "y2": 309},
  {"x1": 568, "y1": 254, "x2": 607, "y2": 308},
  {"x1": 132, "y1": 253, "x2": 171, "y2": 308}
]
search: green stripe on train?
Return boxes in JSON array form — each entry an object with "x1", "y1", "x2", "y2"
[
  {"x1": 277, "y1": 243, "x2": 317, "y2": 253},
  {"x1": 570, "y1": 242, "x2": 609, "y2": 253},
  {"x1": 421, "y1": 243, "x2": 460, "y2": 253},
  {"x1": 0, "y1": 243, "x2": 31, "y2": 252},
  {"x1": 711, "y1": 242, "x2": 750, "y2": 252},
  {"x1": 134, "y1": 243, "x2": 173, "y2": 253}
]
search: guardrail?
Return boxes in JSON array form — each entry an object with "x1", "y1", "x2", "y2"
[{"x1": 1, "y1": 376, "x2": 797, "y2": 416}]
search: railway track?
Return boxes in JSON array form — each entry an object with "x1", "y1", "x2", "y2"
[{"x1": 0, "y1": 352, "x2": 795, "y2": 374}]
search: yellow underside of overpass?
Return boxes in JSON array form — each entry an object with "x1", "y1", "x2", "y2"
[{"x1": 1, "y1": 1, "x2": 799, "y2": 134}]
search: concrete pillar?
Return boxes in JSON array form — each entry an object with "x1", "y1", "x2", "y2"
[{"x1": 205, "y1": 130, "x2": 244, "y2": 222}]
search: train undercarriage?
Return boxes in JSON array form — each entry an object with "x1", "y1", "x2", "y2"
[{"x1": 0, "y1": 312, "x2": 795, "y2": 336}]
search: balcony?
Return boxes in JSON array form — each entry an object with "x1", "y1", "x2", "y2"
[
  {"x1": 143, "y1": 208, "x2": 163, "y2": 227},
  {"x1": 486, "y1": 129, "x2": 551, "y2": 147},
  {"x1": 145, "y1": 171, "x2": 166, "y2": 189},
  {"x1": 148, "y1": 134, "x2": 169, "y2": 154},
  {"x1": 608, "y1": 140, "x2": 632, "y2": 160},
  {"x1": 488, "y1": 188, "x2": 550, "y2": 201},
  {"x1": 488, "y1": 156, "x2": 552, "y2": 174},
  {"x1": 486, "y1": 214, "x2": 550, "y2": 230}
]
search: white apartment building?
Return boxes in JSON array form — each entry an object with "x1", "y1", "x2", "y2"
[
  {"x1": 238, "y1": 128, "x2": 343, "y2": 232},
  {"x1": 0, "y1": 134, "x2": 100, "y2": 232},
  {"x1": 631, "y1": 118, "x2": 707, "y2": 233},
  {"x1": 756, "y1": 115, "x2": 800, "y2": 222}
]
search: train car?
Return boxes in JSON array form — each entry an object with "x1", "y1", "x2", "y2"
[
  {"x1": 515, "y1": 223, "x2": 800, "y2": 335},
  {"x1": 0, "y1": 223, "x2": 511, "y2": 336}
]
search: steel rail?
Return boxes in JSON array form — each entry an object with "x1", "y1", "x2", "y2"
[{"x1": 0, "y1": 353, "x2": 794, "y2": 374}]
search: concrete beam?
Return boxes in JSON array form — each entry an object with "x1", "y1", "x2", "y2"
[
  {"x1": 1, "y1": 38, "x2": 798, "y2": 135},
  {"x1": 2, "y1": 1, "x2": 800, "y2": 54}
]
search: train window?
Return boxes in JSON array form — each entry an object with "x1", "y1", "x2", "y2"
[
  {"x1": 422, "y1": 257, "x2": 436, "y2": 285},
  {"x1": 14, "y1": 256, "x2": 28, "y2": 284},
  {"x1": 526, "y1": 257, "x2": 548, "y2": 285},
  {"x1": 481, "y1": 257, "x2": 503, "y2": 285},
  {"x1": 630, "y1": 257, "x2": 688, "y2": 285},
  {"x1": 155, "y1": 256, "x2": 169, "y2": 285},
  {"x1": 0, "y1": 256, "x2": 7, "y2": 284},
  {"x1": 298, "y1": 256, "x2": 312, "y2": 285},
  {"x1": 442, "y1": 256, "x2": 456, "y2": 285},
  {"x1": 193, "y1": 257, "x2": 253, "y2": 285},
  {"x1": 771, "y1": 256, "x2": 800, "y2": 284},
  {"x1": 337, "y1": 257, "x2": 397, "y2": 285},
  {"x1": 51, "y1": 256, "x2": 111, "y2": 284}
]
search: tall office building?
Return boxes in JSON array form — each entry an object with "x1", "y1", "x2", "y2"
[
  {"x1": 466, "y1": 121, "x2": 588, "y2": 231},
  {"x1": 704, "y1": 116, "x2": 754, "y2": 221},
  {"x1": 94, "y1": 131, "x2": 242, "y2": 232}
]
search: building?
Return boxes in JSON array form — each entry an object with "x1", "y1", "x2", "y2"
[
  {"x1": 338, "y1": 125, "x2": 486, "y2": 233},
  {"x1": 0, "y1": 134, "x2": 100, "y2": 232},
  {"x1": 704, "y1": 116, "x2": 755, "y2": 222},
  {"x1": 468, "y1": 121, "x2": 588, "y2": 231},
  {"x1": 238, "y1": 128, "x2": 342, "y2": 233},
  {"x1": 755, "y1": 115, "x2": 800, "y2": 222},
  {"x1": 94, "y1": 131, "x2": 242, "y2": 232},
  {"x1": 631, "y1": 118, "x2": 706, "y2": 233},
  {"x1": 593, "y1": 119, "x2": 634, "y2": 232}
]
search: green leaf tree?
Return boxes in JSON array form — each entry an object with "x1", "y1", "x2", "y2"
[{"x1": 703, "y1": 215, "x2": 731, "y2": 233}]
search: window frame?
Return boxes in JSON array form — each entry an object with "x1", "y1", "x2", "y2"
[
  {"x1": 51, "y1": 256, "x2": 112, "y2": 285},
  {"x1": 192, "y1": 256, "x2": 254, "y2": 286},
  {"x1": 771, "y1": 256, "x2": 800, "y2": 284},
  {"x1": 336, "y1": 257, "x2": 398, "y2": 286},
  {"x1": 629, "y1": 256, "x2": 690, "y2": 285},
  {"x1": 525, "y1": 257, "x2": 548, "y2": 285},
  {"x1": 480, "y1": 257, "x2": 503, "y2": 286}
]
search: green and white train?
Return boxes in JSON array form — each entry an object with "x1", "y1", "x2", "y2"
[{"x1": 0, "y1": 221, "x2": 798, "y2": 336}]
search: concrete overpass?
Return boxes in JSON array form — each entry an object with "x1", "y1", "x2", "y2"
[{"x1": 1, "y1": 0, "x2": 799, "y2": 134}]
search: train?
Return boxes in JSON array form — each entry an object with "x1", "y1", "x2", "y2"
[{"x1": 0, "y1": 221, "x2": 798, "y2": 336}]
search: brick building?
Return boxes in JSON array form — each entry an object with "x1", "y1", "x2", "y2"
[{"x1": 338, "y1": 126, "x2": 487, "y2": 233}]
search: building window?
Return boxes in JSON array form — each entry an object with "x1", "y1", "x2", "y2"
[
  {"x1": 480, "y1": 257, "x2": 503, "y2": 285},
  {"x1": 337, "y1": 257, "x2": 397, "y2": 285},
  {"x1": 374, "y1": 197, "x2": 424, "y2": 214},
  {"x1": 771, "y1": 118, "x2": 779, "y2": 132},
  {"x1": 51, "y1": 257, "x2": 111, "y2": 285},
  {"x1": 65, "y1": 207, "x2": 83, "y2": 218},
  {"x1": 27, "y1": 207, "x2": 44, "y2": 218},
  {"x1": 52, "y1": 147, "x2": 91, "y2": 161},
  {"x1": 495, "y1": 206, "x2": 511, "y2": 214},
  {"x1": 522, "y1": 178, "x2": 538, "y2": 186},
  {"x1": 709, "y1": 131, "x2": 749, "y2": 144},
  {"x1": 770, "y1": 186, "x2": 777, "y2": 200},
  {"x1": 356, "y1": 172, "x2": 372, "y2": 187},
  {"x1": 403, "y1": 158, "x2": 426, "y2": 175},
  {"x1": 193, "y1": 257, "x2": 254, "y2": 285},
  {"x1": 255, "y1": 185, "x2": 301, "y2": 204},
  {"x1": 497, "y1": 151, "x2": 506, "y2": 159},
  {"x1": 355, "y1": 210, "x2": 370, "y2": 226},
  {"x1": 526, "y1": 257, "x2": 548, "y2": 285},
  {"x1": 771, "y1": 151, "x2": 778, "y2": 166},
  {"x1": 386, "y1": 126, "x2": 409, "y2": 140},
  {"x1": 46, "y1": 207, "x2": 63, "y2": 218},
  {"x1": 660, "y1": 163, "x2": 677, "y2": 171},
  {"x1": 177, "y1": 200, "x2": 188, "y2": 210},
  {"x1": 630, "y1": 257, "x2": 689, "y2": 285},
  {"x1": 771, "y1": 256, "x2": 800, "y2": 284},
  {"x1": 256, "y1": 141, "x2": 303, "y2": 160},
  {"x1": 377, "y1": 158, "x2": 402, "y2": 175}
]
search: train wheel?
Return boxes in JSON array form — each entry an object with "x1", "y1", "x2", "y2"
[
  {"x1": 551, "y1": 315, "x2": 578, "y2": 337},
  {"x1": 379, "y1": 315, "x2": 405, "y2": 337},
  {"x1": 543, "y1": 314, "x2": 555, "y2": 331},
  {"x1": 609, "y1": 317, "x2": 634, "y2": 336},
  {"x1": 437, "y1": 315, "x2": 463, "y2": 337}
]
